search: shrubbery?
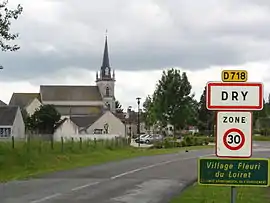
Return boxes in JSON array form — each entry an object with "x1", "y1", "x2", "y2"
[{"x1": 152, "y1": 136, "x2": 214, "y2": 149}]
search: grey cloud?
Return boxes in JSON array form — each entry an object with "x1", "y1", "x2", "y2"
[{"x1": 2, "y1": 0, "x2": 270, "y2": 81}]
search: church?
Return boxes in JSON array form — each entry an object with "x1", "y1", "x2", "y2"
[{"x1": 9, "y1": 35, "x2": 117, "y2": 117}]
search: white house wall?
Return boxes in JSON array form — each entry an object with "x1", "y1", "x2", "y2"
[
  {"x1": 87, "y1": 111, "x2": 125, "y2": 137},
  {"x1": 25, "y1": 98, "x2": 42, "y2": 116},
  {"x1": 12, "y1": 108, "x2": 25, "y2": 139},
  {"x1": 54, "y1": 119, "x2": 79, "y2": 141}
]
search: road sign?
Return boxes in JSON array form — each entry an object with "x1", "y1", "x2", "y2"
[
  {"x1": 198, "y1": 158, "x2": 270, "y2": 187},
  {"x1": 206, "y1": 82, "x2": 263, "y2": 110},
  {"x1": 216, "y1": 111, "x2": 252, "y2": 158},
  {"x1": 221, "y1": 70, "x2": 248, "y2": 82}
]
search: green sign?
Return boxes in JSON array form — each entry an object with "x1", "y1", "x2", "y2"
[{"x1": 198, "y1": 158, "x2": 269, "y2": 187}]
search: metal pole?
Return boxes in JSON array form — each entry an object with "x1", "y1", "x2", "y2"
[
  {"x1": 136, "y1": 97, "x2": 141, "y2": 147},
  {"x1": 230, "y1": 186, "x2": 237, "y2": 203}
]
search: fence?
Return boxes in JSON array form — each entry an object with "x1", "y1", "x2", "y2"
[{"x1": 1, "y1": 135, "x2": 131, "y2": 153}]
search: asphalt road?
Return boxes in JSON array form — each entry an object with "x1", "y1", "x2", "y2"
[{"x1": 1, "y1": 142, "x2": 270, "y2": 203}]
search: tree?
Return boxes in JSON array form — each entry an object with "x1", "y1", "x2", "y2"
[
  {"x1": 253, "y1": 99, "x2": 268, "y2": 127},
  {"x1": 26, "y1": 105, "x2": 61, "y2": 134},
  {"x1": 115, "y1": 100, "x2": 123, "y2": 113},
  {"x1": 197, "y1": 86, "x2": 214, "y2": 133},
  {"x1": 151, "y1": 69, "x2": 194, "y2": 130},
  {"x1": 142, "y1": 95, "x2": 156, "y2": 128},
  {"x1": 0, "y1": 1, "x2": 23, "y2": 52}
]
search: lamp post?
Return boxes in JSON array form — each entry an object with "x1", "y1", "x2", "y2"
[
  {"x1": 127, "y1": 106, "x2": 132, "y2": 137},
  {"x1": 136, "y1": 97, "x2": 141, "y2": 147}
]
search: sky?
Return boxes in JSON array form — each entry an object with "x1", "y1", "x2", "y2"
[{"x1": 1, "y1": 0, "x2": 270, "y2": 110}]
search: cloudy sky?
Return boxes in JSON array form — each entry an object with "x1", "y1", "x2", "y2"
[{"x1": 1, "y1": 0, "x2": 270, "y2": 110}]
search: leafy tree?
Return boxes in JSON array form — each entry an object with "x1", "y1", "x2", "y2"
[
  {"x1": 26, "y1": 105, "x2": 61, "y2": 134},
  {"x1": 185, "y1": 96, "x2": 199, "y2": 127},
  {"x1": 0, "y1": 1, "x2": 23, "y2": 52},
  {"x1": 151, "y1": 68, "x2": 194, "y2": 130},
  {"x1": 142, "y1": 95, "x2": 156, "y2": 128},
  {"x1": 115, "y1": 100, "x2": 123, "y2": 113},
  {"x1": 21, "y1": 108, "x2": 28, "y2": 122},
  {"x1": 253, "y1": 99, "x2": 268, "y2": 127},
  {"x1": 197, "y1": 86, "x2": 215, "y2": 133}
]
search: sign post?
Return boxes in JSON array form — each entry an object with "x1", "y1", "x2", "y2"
[{"x1": 199, "y1": 69, "x2": 268, "y2": 203}]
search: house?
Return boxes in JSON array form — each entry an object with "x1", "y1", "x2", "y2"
[
  {"x1": 9, "y1": 93, "x2": 42, "y2": 116},
  {"x1": 54, "y1": 110, "x2": 125, "y2": 140},
  {"x1": 123, "y1": 109, "x2": 146, "y2": 137},
  {"x1": 0, "y1": 106, "x2": 25, "y2": 139},
  {"x1": 9, "y1": 35, "x2": 117, "y2": 117}
]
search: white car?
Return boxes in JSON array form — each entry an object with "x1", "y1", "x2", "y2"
[{"x1": 141, "y1": 134, "x2": 163, "y2": 144}]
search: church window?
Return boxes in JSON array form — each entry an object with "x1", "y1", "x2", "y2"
[{"x1": 106, "y1": 87, "x2": 110, "y2": 96}]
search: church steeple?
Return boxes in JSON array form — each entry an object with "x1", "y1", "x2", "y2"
[{"x1": 100, "y1": 30, "x2": 112, "y2": 80}]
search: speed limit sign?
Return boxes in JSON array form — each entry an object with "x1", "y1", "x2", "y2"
[{"x1": 216, "y1": 111, "x2": 252, "y2": 158}]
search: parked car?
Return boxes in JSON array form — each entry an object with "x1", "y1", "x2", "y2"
[
  {"x1": 141, "y1": 134, "x2": 163, "y2": 144},
  {"x1": 134, "y1": 134, "x2": 149, "y2": 143}
]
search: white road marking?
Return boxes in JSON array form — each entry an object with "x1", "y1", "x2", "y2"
[
  {"x1": 110, "y1": 153, "x2": 214, "y2": 180},
  {"x1": 71, "y1": 181, "x2": 100, "y2": 191},
  {"x1": 30, "y1": 193, "x2": 61, "y2": 203},
  {"x1": 30, "y1": 153, "x2": 214, "y2": 202}
]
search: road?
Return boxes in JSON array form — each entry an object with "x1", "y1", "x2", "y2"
[{"x1": 0, "y1": 142, "x2": 270, "y2": 203}]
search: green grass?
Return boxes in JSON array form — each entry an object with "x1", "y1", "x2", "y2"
[
  {"x1": 253, "y1": 135, "x2": 270, "y2": 141},
  {"x1": 170, "y1": 184, "x2": 270, "y2": 203},
  {"x1": 0, "y1": 138, "x2": 212, "y2": 182}
]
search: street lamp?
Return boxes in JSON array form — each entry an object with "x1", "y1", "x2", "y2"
[
  {"x1": 127, "y1": 106, "x2": 132, "y2": 137},
  {"x1": 136, "y1": 97, "x2": 141, "y2": 147}
]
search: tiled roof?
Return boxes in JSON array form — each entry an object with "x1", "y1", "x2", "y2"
[
  {"x1": 0, "y1": 100, "x2": 7, "y2": 106},
  {"x1": 70, "y1": 113, "x2": 103, "y2": 128},
  {"x1": 0, "y1": 106, "x2": 18, "y2": 125},
  {"x1": 9, "y1": 93, "x2": 40, "y2": 108},
  {"x1": 40, "y1": 85, "x2": 102, "y2": 101}
]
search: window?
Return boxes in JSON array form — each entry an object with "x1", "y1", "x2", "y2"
[
  {"x1": 94, "y1": 129, "x2": 103, "y2": 134},
  {"x1": 105, "y1": 87, "x2": 110, "y2": 96},
  {"x1": 105, "y1": 102, "x2": 111, "y2": 110},
  {"x1": 0, "y1": 128, "x2": 11, "y2": 138}
]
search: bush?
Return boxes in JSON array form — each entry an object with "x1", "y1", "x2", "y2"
[
  {"x1": 179, "y1": 140, "x2": 187, "y2": 147},
  {"x1": 152, "y1": 140, "x2": 163, "y2": 149},
  {"x1": 162, "y1": 137, "x2": 172, "y2": 148},
  {"x1": 184, "y1": 136, "x2": 194, "y2": 146},
  {"x1": 259, "y1": 128, "x2": 270, "y2": 136},
  {"x1": 253, "y1": 129, "x2": 261, "y2": 135}
]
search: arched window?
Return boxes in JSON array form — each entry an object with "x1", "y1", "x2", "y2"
[{"x1": 106, "y1": 87, "x2": 110, "y2": 96}]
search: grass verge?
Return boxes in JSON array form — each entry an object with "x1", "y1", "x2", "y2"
[
  {"x1": 253, "y1": 135, "x2": 270, "y2": 141},
  {"x1": 170, "y1": 184, "x2": 270, "y2": 203},
  {"x1": 0, "y1": 139, "x2": 212, "y2": 182}
]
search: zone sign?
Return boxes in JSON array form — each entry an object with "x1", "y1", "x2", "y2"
[
  {"x1": 206, "y1": 82, "x2": 263, "y2": 110},
  {"x1": 216, "y1": 111, "x2": 252, "y2": 158}
]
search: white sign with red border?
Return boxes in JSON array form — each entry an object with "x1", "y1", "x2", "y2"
[
  {"x1": 216, "y1": 111, "x2": 252, "y2": 158},
  {"x1": 206, "y1": 82, "x2": 263, "y2": 110}
]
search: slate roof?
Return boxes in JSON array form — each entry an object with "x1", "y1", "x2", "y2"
[
  {"x1": 70, "y1": 113, "x2": 103, "y2": 128},
  {"x1": 40, "y1": 85, "x2": 102, "y2": 101},
  {"x1": 9, "y1": 93, "x2": 40, "y2": 108},
  {"x1": 0, "y1": 106, "x2": 18, "y2": 125},
  {"x1": 0, "y1": 100, "x2": 7, "y2": 106}
]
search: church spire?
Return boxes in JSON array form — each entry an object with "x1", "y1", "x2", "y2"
[
  {"x1": 97, "y1": 30, "x2": 114, "y2": 81},
  {"x1": 102, "y1": 30, "x2": 110, "y2": 69}
]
